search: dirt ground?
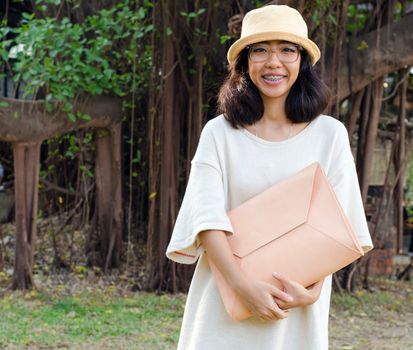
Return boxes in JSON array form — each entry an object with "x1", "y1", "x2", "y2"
[
  {"x1": 330, "y1": 308, "x2": 413, "y2": 350},
  {"x1": 329, "y1": 279, "x2": 413, "y2": 350}
]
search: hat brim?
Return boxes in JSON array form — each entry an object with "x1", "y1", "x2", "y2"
[{"x1": 227, "y1": 32, "x2": 321, "y2": 65}]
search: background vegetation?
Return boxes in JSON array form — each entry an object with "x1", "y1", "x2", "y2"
[
  {"x1": 0, "y1": 0, "x2": 412, "y2": 288},
  {"x1": 0, "y1": 0, "x2": 412, "y2": 347}
]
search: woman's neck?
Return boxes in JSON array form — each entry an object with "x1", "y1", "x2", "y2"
[{"x1": 260, "y1": 95, "x2": 290, "y2": 125}]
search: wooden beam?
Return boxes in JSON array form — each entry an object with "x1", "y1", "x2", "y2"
[{"x1": 325, "y1": 12, "x2": 413, "y2": 102}]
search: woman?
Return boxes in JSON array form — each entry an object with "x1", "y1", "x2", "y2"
[{"x1": 166, "y1": 5, "x2": 373, "y2": 349}]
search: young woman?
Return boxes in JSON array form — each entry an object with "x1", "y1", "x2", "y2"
[{"x1": 166, "y1": 5, "x2": 373, "y2": 349}]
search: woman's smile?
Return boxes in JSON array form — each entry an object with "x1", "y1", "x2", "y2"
[{"x1": 261, "y1": 74, "x2": 287, "y2": 84}]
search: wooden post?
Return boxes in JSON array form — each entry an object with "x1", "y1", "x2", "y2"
[
  {"x1": 12, "y1": 141, "x2": 41, "y2": 289},
  {"x1": 87, "y1": 124, "x2": 123, "y2": 272}
]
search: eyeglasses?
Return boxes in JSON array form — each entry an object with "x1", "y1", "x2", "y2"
[{"x1": 247, "y1": 43, "x2": 302, "y2": 63}]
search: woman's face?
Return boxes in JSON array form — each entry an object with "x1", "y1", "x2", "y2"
[{"x1": 247, "y1": 40, "x2": 301, "y2": 102}]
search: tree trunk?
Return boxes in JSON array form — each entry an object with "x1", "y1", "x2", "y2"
[
  {"x1": 87, "y1": 123, "x2": 123, "y2": 271},
  {"x1": 358, "y1": 78, "x2": 384, "y2": 204},
  {"x1": 346, "y1": 90, "x2": 364, "y2": 139},
  {"x1": 146, "y1": 0, "x2": 181, "y2": 291},
  {"x1": 395, "y1": 70, "x2": 408, "y2": 253},
  {"x1": 356, "y1": 85, "x2": 371, "y2": 190},
  {"x1": 12, "y1": 141, "x2": 41, "y2": 289}
]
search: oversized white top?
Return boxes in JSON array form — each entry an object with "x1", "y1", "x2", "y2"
[{"x1": 166, "y1": 114, "x2": 373, "y2": 350}]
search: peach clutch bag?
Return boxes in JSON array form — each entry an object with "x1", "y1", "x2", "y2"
[{"x1": 207, "y1": 162, "x2": 364, "y2": 321}]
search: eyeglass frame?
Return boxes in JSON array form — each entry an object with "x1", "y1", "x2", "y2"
[{"x1": 246, "y1": 42, "x2": 303, "y2": 64}]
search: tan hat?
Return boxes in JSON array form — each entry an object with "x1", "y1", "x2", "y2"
[{"x1": 227, "y1": 5, "x2": 320, "y2": 65}]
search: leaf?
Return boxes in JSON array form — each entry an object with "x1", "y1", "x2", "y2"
[
  {"x1": 21, "y1": 12, "x2": 35, "y2": 21},
  {"x1": 68, "y1": 113, "x2": 77, "y2": 122},
  {"x1": 1, "y1": 50, "x2": 9, "y2": 61},
  {"x1": 165, "y1": 27, "x2": 173, "y2": 36},
  {"x1": 357, "y1": 40, "x2": 368, "y2": 50},
  {"x1": 137, "y1": 7, "x2": 146, "y2": 20},
  {"x1": 0, "y1": 101, "x2": 9, "y2": 108},
  {"x1": 45, "y1": 102, "x2": 53, "y2": 113},
  {"x1": 77, "y1": 112, "x2": 92, "y2": 121},
  {"x1": 220, "y1": 35, "x2": 231, "y2": 44}
]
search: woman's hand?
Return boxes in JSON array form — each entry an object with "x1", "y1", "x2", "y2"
[
  {"x1": 271, "y1": 272, "x2": 324, "y2": 310},
  {"x1": 235, "y1": 279, "x2": 293, "y2": 321},
  {"x1": 198, "y1": 230, "x2": 294, "y2": 321}
]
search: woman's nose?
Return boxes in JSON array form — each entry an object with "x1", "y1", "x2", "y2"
[{"x1": 265, "y1": 51, "x2": 283, "y2": 67}]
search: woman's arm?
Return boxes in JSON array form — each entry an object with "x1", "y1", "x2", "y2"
[{"x1": 199, "y1": 230, "x2": 293, "y2": 321}]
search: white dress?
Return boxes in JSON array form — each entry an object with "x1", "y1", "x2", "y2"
[{"x1": 166, "y1": 114, "x2": 373, "y2": 350}]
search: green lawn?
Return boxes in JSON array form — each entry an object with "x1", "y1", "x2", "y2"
[
  {"x1": 0, "y1": 278, "x2": 411, "y2": 349},
  {"x1": 0, "y1": 291, "x2": 185, "y2": 349}
]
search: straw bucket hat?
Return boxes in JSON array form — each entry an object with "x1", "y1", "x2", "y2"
[{"x1": 227, "y1": 5, "x2": 320, "y2": 65}]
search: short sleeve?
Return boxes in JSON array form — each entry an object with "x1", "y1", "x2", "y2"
[
  {"x1": 329, "y1": 160, "x2": 374, "y2": 253},
  {"x1": 166, "y1": 124, "x2": 234, "y2": 264},
  {"x1": 327, "y1": 122, "x2": 373, "y2": 253}
]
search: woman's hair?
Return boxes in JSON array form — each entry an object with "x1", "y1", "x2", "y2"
[{"x1": 217, "y1": 47, "x2": 331, "y2": 129}]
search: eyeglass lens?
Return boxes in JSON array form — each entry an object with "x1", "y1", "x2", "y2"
[{"x1": 248, "y1": 43, "x2": 300, "y2": 63}]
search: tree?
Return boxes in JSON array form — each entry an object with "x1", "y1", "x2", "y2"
[{"x1": 0, "y1": 0, "x2": 151, "y2": 288}]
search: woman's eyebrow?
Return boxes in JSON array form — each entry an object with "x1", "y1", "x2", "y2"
[{"x1": 254, "y1": 40, "x2": 292, "y2": 45}]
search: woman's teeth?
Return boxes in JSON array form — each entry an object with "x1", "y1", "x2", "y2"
[{"x1": 263, "y1": 75, "x2": 284, "y2": 81}]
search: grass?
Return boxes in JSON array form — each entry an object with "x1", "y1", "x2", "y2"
[
  {"x1": 332, "y1": 277, "x2": 412, "y2": 313},
  {"x1": 0, "y1": 291, "x2": 186, "y2": 349},
  {"x1": 0, "y1": 277, "x2": 411, "y2": 349}
]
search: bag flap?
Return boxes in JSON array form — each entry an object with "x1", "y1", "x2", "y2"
[
  {"x1": 307, "y1": 165, "x2": 365, "y2": 255},
  {"x1": 228, "y1": 162, "x2": 319, "y2": 258}
]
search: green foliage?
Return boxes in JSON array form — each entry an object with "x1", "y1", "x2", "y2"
[
  {"x1": 0, "y1": 1, "x2": 153, "y2": 121},
  {"x1": 347, "y1": 3, "x2": 369, "y2": 34},
  {"x1": 219, "y1": 34, "x2": 231, "y2": 44},
  {"x1": 308, "y1": 0, "x2": 335, "y2": 26},
  {"x1": 180, "y1": 8, "x2": 206, "y2": 22}
]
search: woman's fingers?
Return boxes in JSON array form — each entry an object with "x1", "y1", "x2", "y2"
[
  {"x1": 269, "y1": 302, "x2": 289, "y2": 320},
  {"x1": 244, "y1": 280, "x2": 294, "y2": 321},
  {"x1": 274, "y1": 297, "x2": 292, "y2": 310},
  {"x1": 257, "y1": 305, "x2": 288, "y2": 321},
  {"x1": 272, "y1": 272, "x2": 295, "y2": 287},
  {"x1": 267, "y1": 283, "x2": 294, "y2": 303},
  {"x1": 252, "y1": 289, "x2": 290, "y2": 320},
  {"x1": 307, "y1": 278, "x2": 324, "y2": 290}
]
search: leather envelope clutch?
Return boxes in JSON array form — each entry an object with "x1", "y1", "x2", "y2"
[{"x1": 207, "y1": 162, "x2": 365, "y2": 321}]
